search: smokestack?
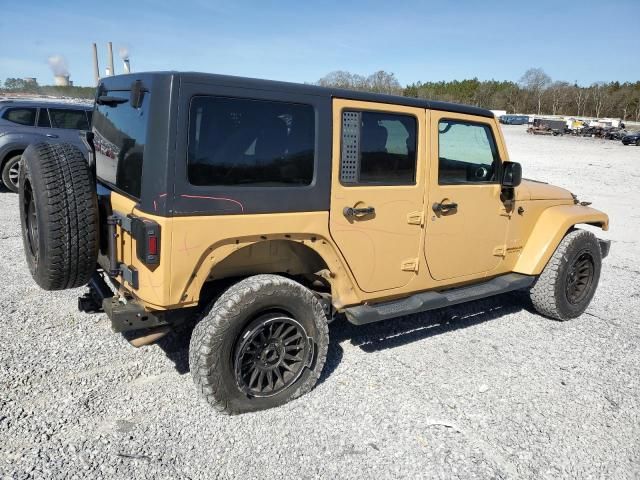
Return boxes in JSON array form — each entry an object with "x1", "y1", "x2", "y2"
[
  {"x1": 92, "y1": 43, "x2": 100, "y2": 86},
  {"x1": 107, "y1": 42, "x2": 115, "y2": 76},
  {"x1": 123, "y1": 59, "x2": 130, "y2": 73}
]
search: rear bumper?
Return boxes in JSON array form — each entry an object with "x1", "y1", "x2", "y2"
[
  {"x1": 598, "y1": 238, "x2": 611, "y2": 259},
  {"x1": 103, "y1": 297, "x2": 167, "y2": 332}
]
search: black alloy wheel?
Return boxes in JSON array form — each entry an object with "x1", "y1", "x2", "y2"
[
  {"x1": 234, "y1": 313, "x2": 311, "y2": 397},
  {"x1": 565, "y1": 252, "x2": 595, "y2": 305}
]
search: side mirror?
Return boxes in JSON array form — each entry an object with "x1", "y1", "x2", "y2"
[{"x1": 502, "y1": 161, "x2": 522, "y2": 188}]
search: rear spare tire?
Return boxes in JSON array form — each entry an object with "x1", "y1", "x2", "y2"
[{"x1": 19, "y1": 143, "x2": 99, "y2": 290}]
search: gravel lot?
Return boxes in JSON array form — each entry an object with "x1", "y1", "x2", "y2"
[{"x1": 1, "y1": 126, "x2": 639, "y2": 479}]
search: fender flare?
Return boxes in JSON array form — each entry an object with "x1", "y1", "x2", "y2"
[{"x1": 513, "y1": 204, "x2": 609, "y2": 275}]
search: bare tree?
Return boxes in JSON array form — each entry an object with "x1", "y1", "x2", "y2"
[
  {"x1": 317, "y1": 70, "x2": 402, "y2": 95},
  {"x1": 366, "y1": 71, "x2": 402, "y2": 95},
  {"x1": 589, "y1": 82, "x2": 608, "y2": 118},
  {"x1": 573, "y1": 85, "x2": 589, "y2": 116},
  {"x1": 520, "y1": 68, "x2": 551, "y2": 115},
  {"x1": 546, "y1": 81, "x2": 571, "y2": 115}
]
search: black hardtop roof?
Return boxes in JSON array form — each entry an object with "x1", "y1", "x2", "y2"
[
  {"x1": 101, "y1": 71, "x2": 495, "y2": 119},
  {"x1": 0, "y1": 99, "x2": 92, "y2": 110}
]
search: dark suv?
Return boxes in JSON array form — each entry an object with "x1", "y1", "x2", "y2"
[{"x1": 0, "y1": 100, "x2": 92, "y2": 192}]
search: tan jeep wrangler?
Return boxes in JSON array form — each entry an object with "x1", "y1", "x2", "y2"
[{"x1": 19, "y1": 72, "x2": 610, "y2": 414}]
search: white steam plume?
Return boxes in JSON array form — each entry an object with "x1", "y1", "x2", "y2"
[{"x1": 48, "y1": 55, "x2": 69, "y2": 76}]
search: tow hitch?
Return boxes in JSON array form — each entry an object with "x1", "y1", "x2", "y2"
[{"x1": 78, "y1": 271, "x2": 114, "y2": 313}]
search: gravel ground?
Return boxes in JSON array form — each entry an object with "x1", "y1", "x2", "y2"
[{"x1": 1, "y1": 126, "x2": 639, "y2": 479}]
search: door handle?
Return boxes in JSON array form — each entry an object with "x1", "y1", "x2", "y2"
[
  {"x1": 343, "y1": 206, "x2": 375, "y2": 218},
  {"x1": 432, "y1": 201, "x2": 458, "y2": 214},
  {"x1": 46, "y1": 134, "x2": 58, "y2": 138}
]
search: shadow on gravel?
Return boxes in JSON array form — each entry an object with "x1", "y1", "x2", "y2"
[
  {"x1": 318, "y1": 292, "x2": 526, "y2": 385},
  {"x1": 155, "y1": 292, "x2": 527, "y2": 382}
]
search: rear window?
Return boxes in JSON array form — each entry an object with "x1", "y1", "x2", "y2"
[
  {"x1": 92, "y1": 90, "x2": 149, "y2": 198},
  {"x1": 49, "y1": 109, "x2": 90, "y2": 130},
  {"x1": 187, "y1": 96, "x2": 315, "y2": 187},
  {"x1": 2, "y1": 107, "x2": 36, "y2": 126}
]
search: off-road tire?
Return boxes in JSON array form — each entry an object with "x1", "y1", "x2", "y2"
[
  {"x1": 19, "y1": 143, "x2": 99, "y2": 290},
  {"x1": 2, "y1": 154, "x2": 21, "y2": 193},
  {"x1": 529, "y1": 229, "x2": 601, "y2": 321},
  {"x1": 189, "y1": 274, "x2": 329, "y2": 414}
]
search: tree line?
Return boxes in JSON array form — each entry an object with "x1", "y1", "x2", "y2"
[
  {"x1": 317, "y1": 68, "x2": 640, "y2": 121},
  {"x1": 1, "y1": 78, "x2": 95, "y2": 99}
]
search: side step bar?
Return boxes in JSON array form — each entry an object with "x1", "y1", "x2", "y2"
[{"x1": 344, "y1": 273, "x2": 535, "y2": 325}]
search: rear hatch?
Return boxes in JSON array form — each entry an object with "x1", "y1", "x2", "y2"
[{"x1": 92, "y1": 83, "x2": 150, "y2": 289}]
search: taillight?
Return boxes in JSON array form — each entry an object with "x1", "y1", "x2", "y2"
[
  {"x1": 148, "y1": 235, "x2": 158, "y2": 256},
  {"x1": 131, "y1": 217, "x2": 160, "y2": 266}
]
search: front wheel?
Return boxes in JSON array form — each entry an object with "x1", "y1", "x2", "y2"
[
  {"x1": 189, "y1": 274, "x2": 329, "y2": 414},
  {"x1": 528, "y1": 229, "x2": 602, "y2": 321}
]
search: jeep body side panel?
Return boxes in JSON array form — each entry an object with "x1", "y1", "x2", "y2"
[
  {"x1": 512, "y1": 204, "x2": 609, "y2": 275},
  {"x1": 107, "y1": 192, "x2": 360, "y2": 310}
]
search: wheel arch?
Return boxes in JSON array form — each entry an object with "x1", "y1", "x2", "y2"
[
  {"x1": 186, "y1": 237, "x2": 360, "y2": 310},
  {"x1": 1, "y1": 147, "x2": 25, "y2": 169},
  {"x1": 513, "y1": 204, "x2": 609, "y2": 275}
]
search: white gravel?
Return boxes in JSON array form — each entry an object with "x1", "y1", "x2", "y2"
[{"x1": 1, "y1": 126, "x2": 639, "y2": 479}]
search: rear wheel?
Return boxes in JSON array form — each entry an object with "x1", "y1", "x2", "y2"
[
  {"x1": 189, "y1": 274, "x2": 329, "y2": 414},
  {"x1": 529, "y1": 229, "x2": 602, "y2": 321},
  {"x1": 2, "y1": 154, "x2": 21, "y2": 193}
]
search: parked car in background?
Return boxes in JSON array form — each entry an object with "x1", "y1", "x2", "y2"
[
  {"x1": 0, "y1": 100, "x2": 92, "y2": 192},
  {"x1": 621, "y1": 131, "x2": 640, "y2": 146},
  {"x1": 500, "y1": 115, "x2": 529, "y2": 125}
]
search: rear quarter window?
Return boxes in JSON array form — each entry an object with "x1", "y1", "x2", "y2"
[
  {"x1": 2, "y1": 107, "x2": 37, "y2": 126},
  {"x1": 187, "y1": 96, "x2": 315, "y2": 187},
  {"x1": 49, "y1": 109, "x2": 90, "y2": 130},
  {"x1": 92, "y1": 91, "x2": 149, "y2": 199}
]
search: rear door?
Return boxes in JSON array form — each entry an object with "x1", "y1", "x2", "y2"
[
  {"x1": 425, "y1": 111, "x2": 509, "y2": 280},
  {"x1": 329, "y1": 99, "x2": 427, "y2": 293}
]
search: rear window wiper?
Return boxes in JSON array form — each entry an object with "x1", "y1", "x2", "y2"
[{"x1": 96, "y1": 95, "x2": 128, "y2": 106}]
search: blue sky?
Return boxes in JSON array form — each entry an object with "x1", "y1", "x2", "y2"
[{"x1": 1, "y1": 0, "x2": 637, "y2": 87}]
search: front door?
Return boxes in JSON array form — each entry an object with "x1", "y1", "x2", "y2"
[
  {"x1": 425, "y1": 112, "x2": 509, "y2": 281},
  {"x1": 329, "y1": 99, "x2": 426, "y2": 293}
]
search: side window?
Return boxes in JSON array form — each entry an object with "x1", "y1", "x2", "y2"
[
  {"x1": 2, "y1": 108, "x2": 36, "y2": 126},
  {"x1": 49, "y1": 109, "x2": 90, "y2": 130},
  {"x1": 341, "y1": 110, "x2": 417, "y2": 185},
  {"x1": 37, "y1": 109, "x2": 51, "y2": 128},
  {"x1": 438, "y1": 119, "x2": 500, "y2": 184},
  {"x1": 188, "y1": 96, "x2": 315, "y2": 187}
]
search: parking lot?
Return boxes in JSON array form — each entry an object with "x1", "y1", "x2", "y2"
[{"x1": 1, "y1": 125, "x2": 639, "y2": 479}]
